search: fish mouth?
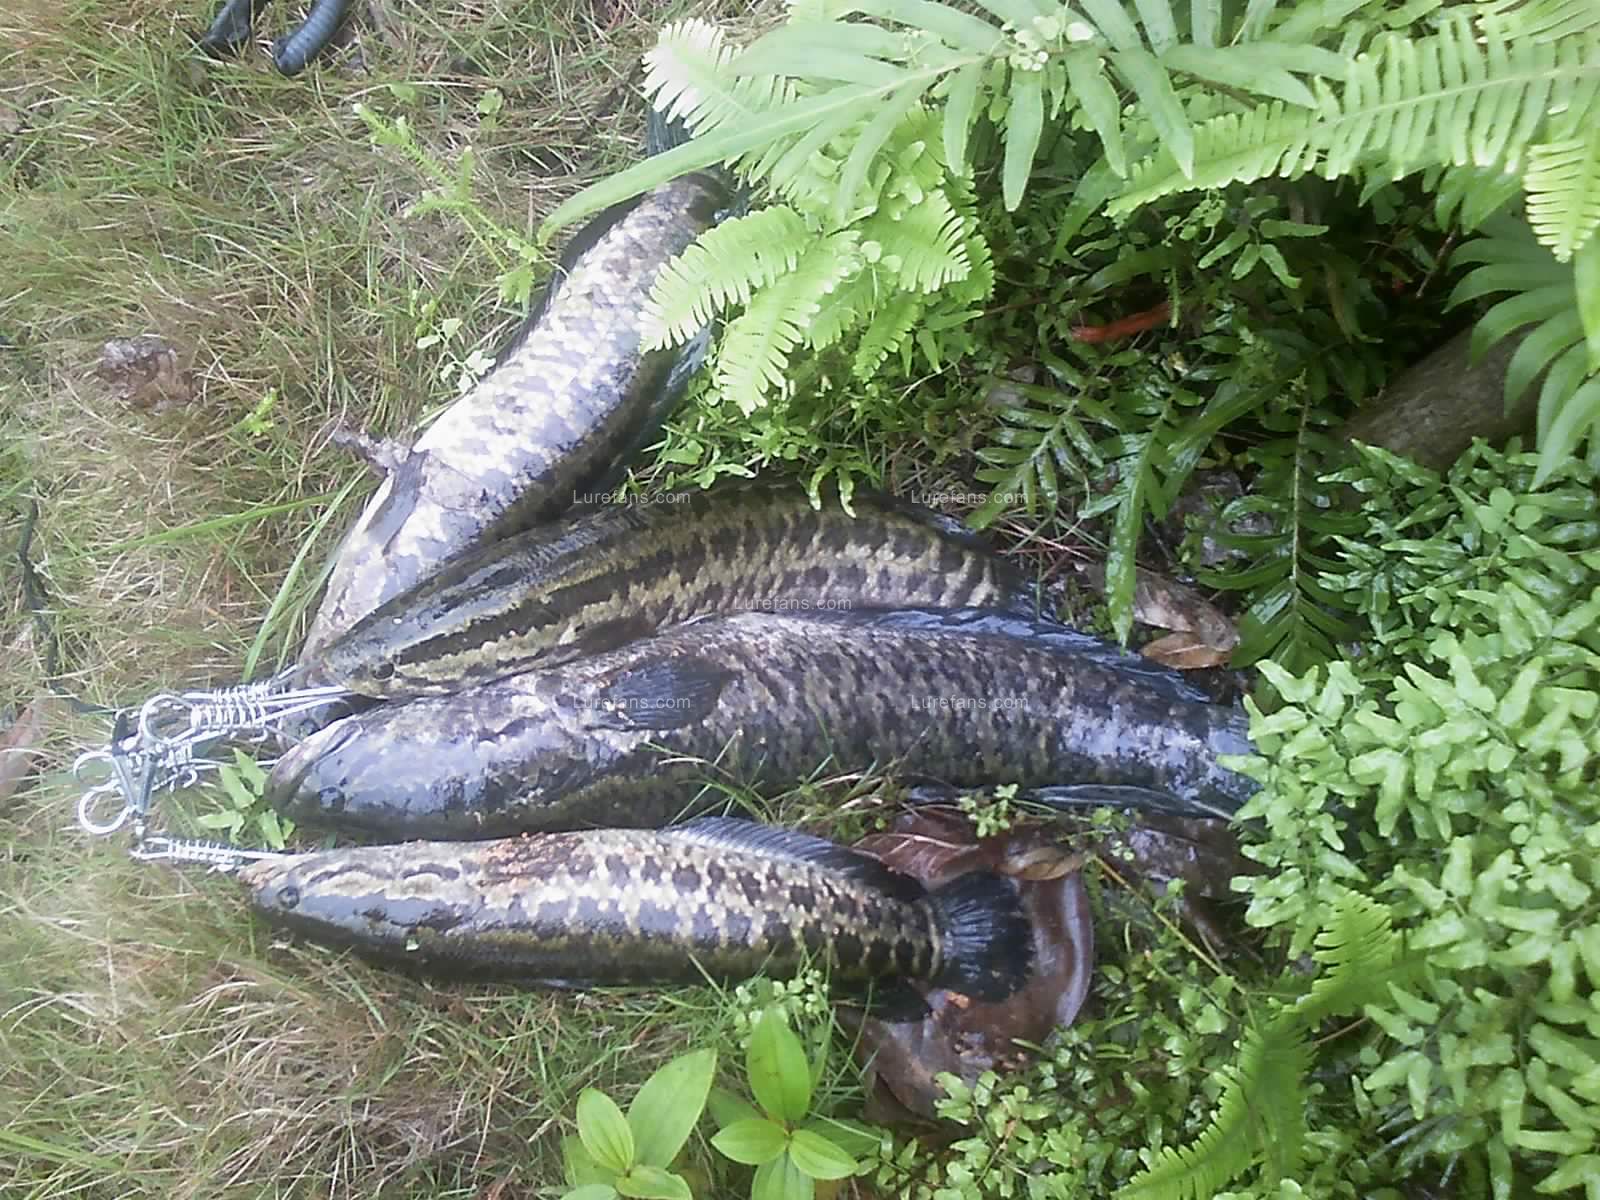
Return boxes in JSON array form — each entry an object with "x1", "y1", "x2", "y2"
[{"x1": 267, "y1": 718, "x2": 364, "y2": 813}]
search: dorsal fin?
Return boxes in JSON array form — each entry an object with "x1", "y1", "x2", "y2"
[{"x1": 663, "y1": 818, "x2": 926, "y2": 903}]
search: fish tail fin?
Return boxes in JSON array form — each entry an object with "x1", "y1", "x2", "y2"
[{"x1": 928, "y1": 872, "x2": 1033, "y2": 1002}]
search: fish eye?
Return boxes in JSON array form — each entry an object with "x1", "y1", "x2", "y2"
[
  {"x1": 279, "y1": 885, "x2": 301, "y2": 910},
  {"x1": 371, "y1": 661, "x2": 396, "y2": 682}
]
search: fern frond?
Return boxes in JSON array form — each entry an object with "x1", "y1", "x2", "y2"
[
  {"x1": 1430, "y1": 164, "x2": 1520, "y2": 231},
  {"x1": 714, "y1": 233, "x2": 861, "y2": 412},
  {"x1": 852, "y1": 288, "x2": 927, "y2": 376},
  {"x1": 642, "y1": 207, "x2": 811, "y2": 349},
  {"x1": 1112, "y1": 102, "x2": 1318, "y2": 213},
  {"x1": 1524, "y1": 136, "x2": 1600, "y2": 259},
  {"x1": 1476, "y1": 0, "x2": 1600, "y2": 42},
  {"x1": 1110, "y1": 17, "x2": 1600, "y2": 215},
  {"x1": 646, "y1": 19, "x2": 796, "y2": 139},
  {"x1": 866, "y1": 189, "x2": 971, "y2": 292},
  {"x1": 1294, "y1": 888, "x2": 1402, "y2": 1025},
  {"x1": 1118, "y1": 1019, "x2": 1311, "y2": 1199}
]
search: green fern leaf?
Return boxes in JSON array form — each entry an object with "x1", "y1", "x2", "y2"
[
  {"x1": 714, "y1": 233, "x2": 861, "y2": 412},
  {"x1": 1117, "y1": 1021, "x2": 1309, "y2": 1199},
  {"x1": 1111, "y1": 17, "x2": 1600, "y2": 218},
  {"x1": 867, "y1": 189, "x2": 972, "y2": 292},
  {"x1": 1524, "y1": 136, "x2": 1600, "y2": 259},
  {"x1": 734, "y1": 21, "x2": 910, "y2": 87},
  {"x1": 1112, "y1": 103, "x2": 1317, "y2": 213},
  {"x1": 1160, "y1": 44, "x2": 1317, "y2": 108},
  {"x1": 834, "y1": 84, "x2": 925, "y2": 224},
  {"x1": 1294, "y1": 888, "x2": 1402, "y2": 1025},
  {"x1": 971, "y1": 380, "x2": 1105, "y2": 532},
  {"x1": 1132, "y1": 0, "x2": 1179, "y2": 54},
  {"x1": 1066, "y1": 48, "x2": 1127, "y2": 177},
  {"x1": 1079, "y1": 0, "x2": 1144, "y2": 52},
  {"x1": 852, "y1": 289, "x2": 927, "y2": 376},
  {"x1": 642, "y1": 206, "x2": 811, "y2": 349},
  {"x1": 1002, "y1": 67, "x2": 1045, "y2": 211},
  {"x1": 1112, "y1": 48, "x2": 1195, "y2": 178},
  {"x1": 851, "y1": 0, "x2": 1004, "y2": 56},
  {"x1": 941, "y1": 61, "x2": 984, "y2": 176},
  {"x1": 805, "y1": 272, "x2": 874, "y2": 351},
  {"x1": 1430, "y1": 164, "x2": 1520, "y2": 231},
  {"x1": 1477, "y1": 0, "x2": 1600, "y2": 42}
]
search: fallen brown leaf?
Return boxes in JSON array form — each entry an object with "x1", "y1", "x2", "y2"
[
  {"x1": 1139, "y1": 630, "x2": 1234, "y2": 670},
  {"x1": 844, "y1": 809, "x2": 1094, "y2": 1123}
]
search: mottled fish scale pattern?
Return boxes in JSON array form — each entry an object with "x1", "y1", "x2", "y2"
[
  {"x1": 268, "y1": 607, "x2": 1257, "y2": 839},
  {"x1": 241, "y1": 829, "x2": 940, "y2": 984},
  {"x1": 300, "y1": 174, "x2": 726, "y2": 658},
  {"x1": 309, "y1": 487, "x2": 1037, "y2": 698}
]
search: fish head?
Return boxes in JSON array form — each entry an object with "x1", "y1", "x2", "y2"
[
  {"x1": 239, "y1": 843, "x2": 460, "y2": 949},
  {"x1": 262, "y1": 679, "x2": 603, "y2": 838}
]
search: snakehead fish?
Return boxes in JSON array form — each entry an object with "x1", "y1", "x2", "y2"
[
  {"x1": 240, "y1": 817, "x2": 1034, "y2": 1004},
  {"x1": 299, "y1": 163, "x2": 728, "y2": 661},
  {"x1": 304, "y1": 486, "x2": 1038, "y2": 698},
  {"x1": 267, "y1": 607, "x2": 1258, "y2": 839}
]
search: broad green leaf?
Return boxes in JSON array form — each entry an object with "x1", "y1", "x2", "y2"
[
  {"x1": 786, "y1": 1130, "x2": 859, "y2": 1180},
  {"x1": 711, "y1": 1118, "x2": 790, "y2": 1166},
  {"x1": 1503, "y1": 310, "x2": 1583, "y2": 408},
  {"x1": 834, "y1": 80, "x2": 923, "y2": 225},
  {"x1": 1110, "y1": 49, "x2": 1193, "y2": 178},
  {"x1": 1191, "y1": 0, "x2": 1220, "y2": 46},
  {"x1": 752, "y1": 1154, "x2": 814, "y2": 1200},
  {"x1": 942, "y1": 63, "x2": 983, "y2": 176},
  {"x1": 1573, "y1": 235, "x2": 1600, "y2": 372},
  {"x1": 1078, "y1": 0, "x2": 1142, "y2": 51},
  {"x1": 562, "y1": 1186, "x2": 620, "y2": 1200},
  {"x1": 801, "y1": 1117, "x2": 883, "y2": 1160},
  {"x1": 628, "y1": 1048, "x2": 716, "y2": 1168},
  {"x1": 1160, "y1": 44, "x2": 1315, "y2": 108},
  {"x1": 748, "y1": 1009, "x2": 812, "y2": 1122},
  {"x1": 1536, "y1": 376, "x2": 1600, "y2": 485},
  {"x1": 565, "y1": 1135, "x2": 612, "y2": 1187},
  {"x1": 615, "y1": 1166, "x2": 692, "y2": 1200},
  {"x1": 855, "y1": 0, "x2": 1004, "y2": 53},
  {"x1": 1002, "y1": 69, "x2": 1044, "y2": 211},
  {"x1": 1065, "y1": 49, "x2": 1125, "y2": 177},
  {"x1": 708, "y1": 1087, "x2": 762, "y2": 1130},
  {"x1": 217, "y1": 764, "x2": 257, "y2": 811},
  {"x1": 578, "y1": 1089, "x2": 636, "y2": 1175},
  {"x1": 1132, "y1": 0, "x2": 1178, "y2": 52}
]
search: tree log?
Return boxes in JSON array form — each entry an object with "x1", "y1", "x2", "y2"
[{"x1": 1339, "y1": 328, "x2": 1538, "y2": 471}]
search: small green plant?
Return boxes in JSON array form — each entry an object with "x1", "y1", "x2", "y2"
[
  {"x1": 561, "y1": 1048, "x2": 718, "y2": 1200},
  {"x1": 710, "y1": 1008, "x2": 877, "y2": 1200},
  {"x1": 194, "y1": 748, "x2": 293, "y2": 850},
  {"x1": 956, "y1": 782, "x2": 1019, "y2": 838}
]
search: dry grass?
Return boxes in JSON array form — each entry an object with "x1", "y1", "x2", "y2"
[{"x1": 1, "y1": 2, "x2": 791, "y2": 1195}]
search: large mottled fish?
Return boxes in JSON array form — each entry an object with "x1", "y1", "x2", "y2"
[
  {"x1": 299, "y1": 121, "x2": 727, "y2": 660},
  {"x1": 267, "y1": 607, "x2": 1258, "y2": 839},
  {"x1": 240, "y1": 816, "x2": 1035, "y2": 1008},
  {"x1": 303, "y1": 486, "x2": 1038, "y2": 699}
]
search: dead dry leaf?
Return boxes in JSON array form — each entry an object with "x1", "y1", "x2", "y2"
[
  {"x1": 844, "y1": 810, "x2": 1094, "y2": 1123},
  {"x1": 1139, "y1": 630, "x2": 1233, "y2": 670}
]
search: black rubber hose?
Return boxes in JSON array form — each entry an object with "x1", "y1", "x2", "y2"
[
  {"x1": 199, "y1": 0, "x2": 269, "y2": 58},
  {"x1": 271, "y1": 0, "x2": 353, "y2": 75}
]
